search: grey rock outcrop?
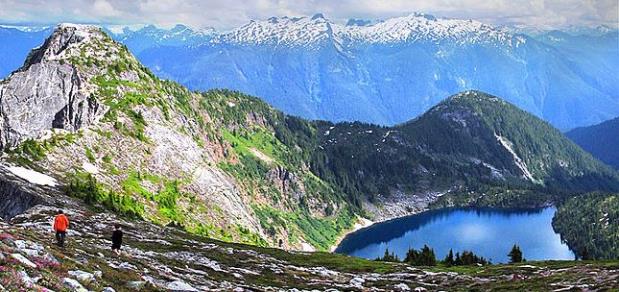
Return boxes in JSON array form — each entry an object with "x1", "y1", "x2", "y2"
[{"x1": 0, "y1": 24, "x2": 106, "y2": 149}]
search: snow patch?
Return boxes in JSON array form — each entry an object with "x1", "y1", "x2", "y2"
[
  {"x1": 494, "y1": 133, "x2": 535, "y2": 181},
  {"x1": 82, "y1": 162, "x2": 99, "y2": 174},
  {"x1": 6, "y1": 165, "x2": 57, "y2": 186}
]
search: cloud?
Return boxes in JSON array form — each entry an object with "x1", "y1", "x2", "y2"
[
  {"x1": 93, "y1": 0, "x2": 120, "y2": 17},
  {"x1": 0, "y1": 0, "x2": 616, "y2": 30}
]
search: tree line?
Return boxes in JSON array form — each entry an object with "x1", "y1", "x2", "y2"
[{"x1": 376, "y1": 244, "x2": 524, "y2": 266}]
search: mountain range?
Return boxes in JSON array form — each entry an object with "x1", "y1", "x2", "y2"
[{"x1": 1, "y1": 14, "x2": 618, "y2": 131}]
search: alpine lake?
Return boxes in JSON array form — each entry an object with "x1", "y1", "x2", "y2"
[{"x1": 335, "y1": 207, "x2": 575, "y2": 263}]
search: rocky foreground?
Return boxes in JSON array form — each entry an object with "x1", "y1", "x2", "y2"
[{"x1": 0, "y1": 201, "x2": 618, "y2": 291}]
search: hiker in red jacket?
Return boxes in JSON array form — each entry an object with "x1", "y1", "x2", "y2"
[{"x1": 53, "y1": 210, "x2": 69, "y2": 247}]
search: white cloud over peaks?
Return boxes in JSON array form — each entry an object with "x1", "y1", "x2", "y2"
[{"x1": 0, "y1": 0, "x2": 616, "y2": 30}]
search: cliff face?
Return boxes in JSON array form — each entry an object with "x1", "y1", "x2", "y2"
[{"x1": 0, "y1": 24, "x2": 107, "y2": 149}]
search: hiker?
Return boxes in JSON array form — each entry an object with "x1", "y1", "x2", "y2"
[
  {"x1": 53, "y1": 210, "x2": 69, "y2": 247},
  {"x1": 111, "y1": 223, "x2": 123, "y2": 255}
]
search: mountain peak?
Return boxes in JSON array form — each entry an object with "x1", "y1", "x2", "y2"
[
  {"x1": 222, "y1": 14, "x2": 335, "y2": 47},
  {"x1": 23, "y1": 23, "x2": 106, "y2": 67},
  {"x1": 448, "y1": 90, "x2": 503, "y2": 102},
  {"x1": 0, "y1": 24, "x2": 129, "y2": 148},
  {"x1": 444, "y1": 91, "x2": 509, "y2": 110},
  {"x1": 426, "y1": 90, "x2": 508, "y2": 118}
]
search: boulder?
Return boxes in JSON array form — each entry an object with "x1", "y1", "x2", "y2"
[
  {"x1": 166, "y1": 280, "x2": 198, "y2": 291},
  {"x1": 350, "y1": 277, "x2": 365, "y2": 288},
  {"x1": 18, "y1": 270, "x2": 35, "y2": 287},
  {"x1": 10, "y1": 253, "x2": 37, "y2": 268},
  {"x1": 68, "y1": 270, "x2": 96, "y2": 284},
  {"x1": 62, "y1": 278, "x2": 88, "y2": 292},
  {"x1": 126, "y1": 281, "x2": 146, "y2": 290}
]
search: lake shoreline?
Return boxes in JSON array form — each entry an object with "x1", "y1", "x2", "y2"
[
  {"x1": 333, "y1": 206, "x2": 574, "y2": 263},
  {"x1": 329, "y1": 216, "x2": 375, "y2": 253}
]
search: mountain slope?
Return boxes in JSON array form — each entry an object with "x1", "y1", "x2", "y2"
[
  {"x1": 108, "y1": 24, "x2": 214, "y2": 54},
  {"x1": 1, "y1": 198, "x2": 617, "y2": 291},
  {"x1": 553, "y1": 192, "x2": 619, "y2": 260},
  {"x1": 567, "y1": 117, "x2": 619, "y2": 170},
  {"x1": 0, "y1": 24, "x2": 356, "y2": 251}
]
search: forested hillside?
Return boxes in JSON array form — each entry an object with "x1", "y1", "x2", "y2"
[
  {"x1": 553, "y1": 193, "x2": 619, "y2": 259},
  {"x1": 312, "y1": 91, "x2": 619, "y2": 214}
]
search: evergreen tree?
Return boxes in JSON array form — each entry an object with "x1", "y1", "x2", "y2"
[
  {"x1": 376, "y1": 248, "x2": 399, "y2": 262},
  {"x1": 420, "y1": 245, "x2": 437, "y2": 266},
  {"x1": 454, "y1": 252, "x2": 462, "y2": 266},
  {"x1": 403, "y1": 245, "x2": 437, "y2": 266},
  {"x1": 404, "y1": 247, "x2": 420, "y2": 264},
  {"x1": 444, "y1": 249, "x2": 454, "y2": 267},
  {"x1": 508, "y1": 244, "x2": 523, "y2": 263}
]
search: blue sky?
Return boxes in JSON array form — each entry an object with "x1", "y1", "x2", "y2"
[{"x1": 0, "y1": 0, "x2": 617, "y2": 30}]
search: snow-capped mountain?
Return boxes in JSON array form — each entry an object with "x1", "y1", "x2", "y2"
[
  {"x1": 137, "y1": 14, "x2": 618, "y2": 130},
  {"x1": 218, "y1": 14, "x2": 335, "y2": 47},
  {"x1": 340, "y1": 13, "x2": 522, "y2": 46},
  {"x1": 1, "y1": 15, "x2": 617, "y2": 130},
  {"x1": 0, "y1": 24, "x2": 50, "y2": 32},
  {"x1": 217, "y1": 13, "x2": 522, "y2": 47}
]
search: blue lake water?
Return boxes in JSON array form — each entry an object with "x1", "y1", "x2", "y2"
[{"x1": 335, "y1": 207, "x2": 575, "y2": 263}]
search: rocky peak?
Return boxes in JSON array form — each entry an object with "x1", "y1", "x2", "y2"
[
  {"x1": 23, "y1": 23, "x2": 104, "y2": 69},
  {"x1": 0, "y1": 23, "x2": 112, "y2": 149}
]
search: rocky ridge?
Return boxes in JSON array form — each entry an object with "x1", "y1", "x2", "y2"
[{"x1": 0, "y1": 24, "x2": 107, "y2": 149}]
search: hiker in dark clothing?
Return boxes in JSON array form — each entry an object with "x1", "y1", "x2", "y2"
[
  {"x1": 111, "y1": 224, "x2": 123, "y2": 255},
  {"x1": 53, "y1": 210, "x2": 69, "y2": 248}
]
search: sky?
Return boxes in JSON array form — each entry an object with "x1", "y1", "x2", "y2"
[{"x1": 0, "y1": 0, "x2": 617, "y2": 31}]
